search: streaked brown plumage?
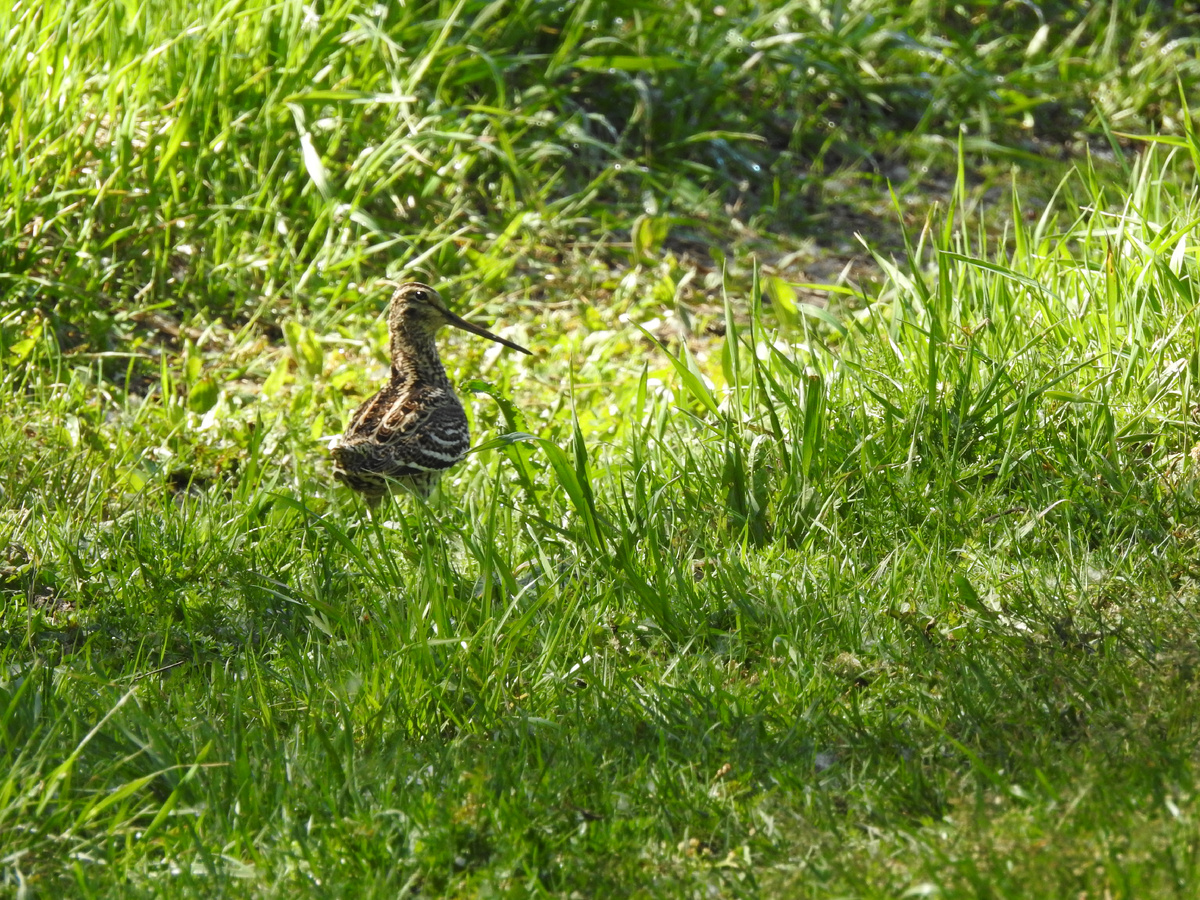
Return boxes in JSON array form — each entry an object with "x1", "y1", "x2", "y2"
[{"x1": 331, "y1": 282, "x2": 531, "y2": 506}]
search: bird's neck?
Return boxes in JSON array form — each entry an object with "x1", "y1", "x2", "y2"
[{"x1": 390, "y1": 329, "x2": 451, "y2": 387}]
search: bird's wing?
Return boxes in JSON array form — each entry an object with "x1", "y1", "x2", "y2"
[
  {"x1": 380, "y1": 400, "x2": 470, "y2": 472},
  {"x1": 338, "y1": 387, "x2": 469, "y2": 475}
]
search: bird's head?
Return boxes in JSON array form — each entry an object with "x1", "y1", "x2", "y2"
[{"x1": 385, "y1": 281, "x2": 531, "y2": 355}]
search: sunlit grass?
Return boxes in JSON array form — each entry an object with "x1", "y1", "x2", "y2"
[
  {"x1": 5, "y1": 141, "x2": 1200, "y2": 894},
  {"x1": 4, "y1": 0, "x2": 1200, "y2": 897}
]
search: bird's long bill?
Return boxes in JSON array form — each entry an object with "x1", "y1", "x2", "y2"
[{"x1": 445, "y1": 311, "x2": 533, "y2": 355}]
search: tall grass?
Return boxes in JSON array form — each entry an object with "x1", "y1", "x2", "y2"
[
  {"x1": 4, "y1": 0, "x2": 1200, "y2": 896},
  {"x1": 3, "y1": 134, "x2": 1200, "y2": 892},
  {"x1": 3, "y1": 0, "x2": 1198, "y2": 332}
]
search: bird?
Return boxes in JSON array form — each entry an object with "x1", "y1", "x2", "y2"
[{"x1": 330, "y1": 281, "x2": 531, "y2": 507}]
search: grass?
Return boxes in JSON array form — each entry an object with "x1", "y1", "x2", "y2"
[{"x1": 4, "y1": 0, "x2": 1200, "y2": 896}]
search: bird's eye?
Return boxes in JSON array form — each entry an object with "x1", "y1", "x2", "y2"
[{"x1": 413, "y1": 291, "x2": 428, "y2": 303}]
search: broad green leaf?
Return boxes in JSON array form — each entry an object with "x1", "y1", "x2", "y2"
[
  {"x1": 632, "y1": 215, "x2": 670, "y2": 261},
  {"x1": 188, "y1": 377, "x2": 219, "y2": 413},
  {"x1": 6, "y1": 337, "x2": 36, "y2": 365},
  {"x1": 954, "y1": 574, "x2": 997, "y2": 619},
  {"x1": 262, "y1": 357, "x2": 291, "y2": 397}
]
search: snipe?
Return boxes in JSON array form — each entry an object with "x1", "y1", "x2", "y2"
[{"x1": 331, "y1": 282, "x2": 531, "y2": 506}]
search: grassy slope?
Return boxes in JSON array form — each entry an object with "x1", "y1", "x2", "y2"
[{"x1": 4, "y1": 0, "x2": 1200, "y2": 896}]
